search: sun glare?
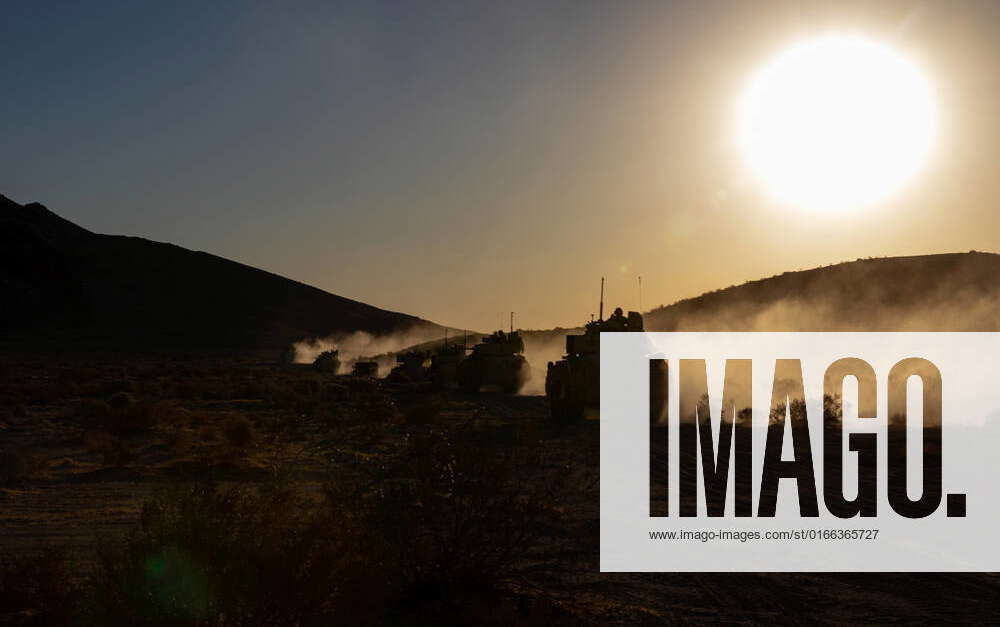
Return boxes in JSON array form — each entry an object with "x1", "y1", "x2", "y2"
[{"x1": 738, "y1": 34, "x2": 937, "y2": 211}]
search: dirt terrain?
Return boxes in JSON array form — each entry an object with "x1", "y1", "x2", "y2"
[{"x1": 2, "y1": 355, "x2": 999, "y2": 624}]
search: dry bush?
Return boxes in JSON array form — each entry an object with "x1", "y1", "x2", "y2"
[
  {"x1": 83, "y1": 430, "x2": 570, "y2": 626},
  {"x1": 164, "y1": 425, "x2": 192, "y2": 453},
  {"x1": 198, "y1": 426, "x2": 218, "y2": 443},
  {"x1": 233, "y1": 378, "x2": 266, "y2": 400},
  {"x1": 262, "y1": 372, "x2": 398, "y2": 429},
  {"x1": 88, "y1": 483, "x2": 372, "y2": 626},
  {"x1": 1, "y1": 397, "x2": 28, "y2": 420},
  {"x1": 100, "y1": 380, "x2": 136, "y2": 396},
  {"x1": 22, "y1": 379, "x2": 71, "y2": 406},
  {"x1": 222, "y1": 417, "x2": 255, "y2": 452},
  {"x1": 83, "y1": 433, "x2": 135, "y2": 468},
  {"x1": 0, "y1": 448, "x2": 46, "y2": 485},
  {"x1": 321, "y1": 382, "x2": 349, "y2": 402},
  {"x1": 365, "y1": 431, "x2": 565, "y2": 596},
  {"x1": 171, "y1": 379, "x2": 201, "y2": 401},
  {"x1": 75, "y1": 397, "x2": 174, "y2": 435},
  {"x1": 0, "y1": 547, "x2": 80, "y2": 626},
  {"x1": 401, "y1": 396, "x2": 443, "y2": 425}
]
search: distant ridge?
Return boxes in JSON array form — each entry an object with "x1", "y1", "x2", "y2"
[
  {"x1": 0, "y1": 194, "x2": 448, "y2": 352},
  {"x1": 644, "y1": 251, "x2": 1000, "y2": 331}
]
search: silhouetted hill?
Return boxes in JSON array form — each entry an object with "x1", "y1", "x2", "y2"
[
  {"x1": 644, "y1": 252, "x2": 1000, "y2": 331},
  {"x1": 0, "y1": 194, "x2": 448, "y2": 351}
]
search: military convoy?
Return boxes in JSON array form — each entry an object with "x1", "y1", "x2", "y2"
[{"x1": 301, "y1": 279, "x2": 643, "y2": 420}]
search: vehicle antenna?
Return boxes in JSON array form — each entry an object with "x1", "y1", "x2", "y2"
[{"x1": 599, "y1": 276, "x2": 605, "y2": 321}]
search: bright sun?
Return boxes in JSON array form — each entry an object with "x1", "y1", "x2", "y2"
[{"x1": 738, "y1": 34, "x2": 936, "y2": 211}]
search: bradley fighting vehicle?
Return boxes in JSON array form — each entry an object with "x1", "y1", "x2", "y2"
[
  {"x1": 351, "y1": 358, "x2": 379, "y2": 377},
  {"x1": 546, "y1": 279, "x2": 643, "y2": 420},
  {"x1": 312, "y1": 350, "x2": 341, "y2": 374},
  {"x1": 428, "y1": 342, "x2": 466, "y2": 389},
  {"x1": 457, "y1": 316, "x2": 530, "y2": 393},
  {"x1": 387, "y1": 350, "x2": 430, "y2": 384}
]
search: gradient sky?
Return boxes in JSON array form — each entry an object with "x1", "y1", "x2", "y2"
[{"x1": 5, "y1": 1, "x2": 1000, "y2": 332}]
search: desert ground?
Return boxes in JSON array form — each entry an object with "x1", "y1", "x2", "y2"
[{"x1": 2, "y1": 353, "x2": 999, "y2": 625}]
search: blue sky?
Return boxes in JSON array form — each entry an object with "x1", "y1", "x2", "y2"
[{"x1": 5, "y1": 1, "x2": 1000, "y2": 330}]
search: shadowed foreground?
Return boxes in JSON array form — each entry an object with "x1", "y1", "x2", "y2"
[{"x1": 1, "y1": 355, "x2": 998, "y2": 625}]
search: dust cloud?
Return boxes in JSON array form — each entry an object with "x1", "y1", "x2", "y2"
[
  {"x1": 292, "y1": 328, "x2": 450, "y2": 375},
  {"x1": 518, "y1": 330, "x2": 576, "y2": 395}
]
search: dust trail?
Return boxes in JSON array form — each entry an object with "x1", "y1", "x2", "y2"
[
  {"x1": 643, "y1": 254, "x2": 1000, "y2": 333},
  {"x1": 518, "y1": 330, "x2": 576, "y2": 395},
  {"x1": 292, "y1": 328, "x2": 452, "y2": 375}
]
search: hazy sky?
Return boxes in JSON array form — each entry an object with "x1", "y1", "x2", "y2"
[{"x1": 5, "y1": 1, "x2": 1000, "y2": 332}]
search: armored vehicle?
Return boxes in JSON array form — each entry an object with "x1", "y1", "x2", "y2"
[
  {"x1": 457, "y1": 330, "x2": 530, "y2": 393},
  {"x1": 312, "y1": 350, "x2": 340, "y2": 374},
  {"x1": 351, "y1": 358, "x2": 379, "y2": 377},
  {"x1": 428, "y1": 343, "x2": 466, "y2": 389},
  {"x1": 387, "y1": 350, "x2": 430, "y2": 383},
  {"x1": 546, "y1": 279, "x2": 643, "y2": 420}
]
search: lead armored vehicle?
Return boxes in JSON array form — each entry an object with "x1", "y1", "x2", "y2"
[
  {"x1": 546, "y1": 289, "x2": 643, "y2": 421},
  {"x1": 457, "y1": 330, "x2": 530, "y2": 393}
]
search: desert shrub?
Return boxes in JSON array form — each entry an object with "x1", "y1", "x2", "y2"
[
  {"x1": 321, "y1": 382, "x2": 349, "y2": 402},
  {"x1": 102, "y1": 380, "x2": 136, "y2": 396},
  {"x1": 87, "y1": 483, "x2": 373, "y2": 626},
  {"x1": 75, "y1": 399, "x2": 113, "y2": 429},
  {"x1": 103, "y1": 400, "x2": 161, "y2": 434},
  {"x1": 0, "y1": 547, "x2": 80, "y2": 626},
  {"x1": 198, "y1": 426, "x2": 218, "y2": 443},
  {"x1": 83, "y1": 430, "x2": 568, "y2": 626},
  {"x1": 344, "y1": 376, "x2": 380, "y2": 396},
  {"x1": 366, "y1": 431, "x2": 564, "y2": 597},
  {"x1": 293, "y1": 377, "x2": 321, "y2": 398},
  {"x1": 164, "y1": 425, "x2": 192, "y2": 453},
  {"x1": 0, "y1": 449, "x2": 45, "y2": 485},
  {"x1": 75, "y1": 397, "x2": 173, "y2": 435},
  {"x1": 0, "y1": 392, "x2": 28, "y2": 420},
  {"x1": 172, "y1": 380, "x2": 201, "y2": 401},
  {"x1": 222, "y1": 417, "x2": 255, "y2": 452},
  {"x1": 262, "y1": 374, "x2": 397, "y2": 427},
  {"x1": 401, "y1": 396, "x2": 443, "y2": 425},
  {"x1": 22, "y1": 379, "x2": 71, "y2": 406},
  {"x1": 108, "y1": 392, "x2": 132, "y2": 410},
  {"x1": 83, "y1": 433, "x2": 135, "y2": 468},
  {"x1": 363, "y1": 396, "x2": 398, "y2": 423},
  {"x1": 233, "y1": 378, "x2": 266, "y2": 400}
]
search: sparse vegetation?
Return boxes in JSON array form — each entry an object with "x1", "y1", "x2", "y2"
[
  {"x1": 3, "y1": 351, "x2": 998, "y2": 624},
  {"x1": 3, "y1": 429, "x2": 568, "y2": 625},
  {"x1": 222, "y1": 416, "x2": 255, "y2": 452},
  {"x1": 0, "y1": 548, "x2": 80, "y2": 626},
  {"x1": 75, "y1": 396, "x2": 173, "y2": 435},
  {"x1": 0, "y1": 448, "x2": 45, "y2": 485}
]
